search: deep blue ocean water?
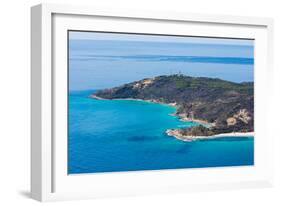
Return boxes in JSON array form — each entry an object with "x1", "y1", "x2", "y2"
[{"x1": 68, "y1": 90, "x2": 254, "y2": 174}]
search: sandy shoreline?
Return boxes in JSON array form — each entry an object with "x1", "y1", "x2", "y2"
[
  {"x1": 91, "y1": 94, "x2": 254, "y2": 142},
  {"x1": 90, "y1": 94, "x2": 106, "y2": 100},
  {"x1": 90, "y1": 95, "x2": 177, "y2": 106},
  {"x1": 91, "y1": 95, "x2": 211, "y2": 124},
  {"x1": 166, "y1": 130, "x2": 254, "y2": 142},
  {"x1": 109, "y1": 98, "x2": 215, "y2": 127}
]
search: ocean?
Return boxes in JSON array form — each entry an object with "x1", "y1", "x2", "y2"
[
  {"x1": 68, "y1": 90, "x2": 254, "y2": 174},
  {"x1": 69, "y1": 39, "x2": 254, "y2": 91},
  {"x1": 68, "y1": 35, "x2": 254, "y2": 174}
]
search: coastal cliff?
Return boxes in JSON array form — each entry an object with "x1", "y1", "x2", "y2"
[{"x1": 92, "y1": 74, "x2": 254, "y2": 139}]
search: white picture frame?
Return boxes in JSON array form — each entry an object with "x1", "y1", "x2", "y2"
[{"x1": 31, "y1": 3, "x2": 274, "y2": 202}]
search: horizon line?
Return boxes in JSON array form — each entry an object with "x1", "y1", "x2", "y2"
[{"x1": 69, "y1": 31, "x2": 254, "y2": 46}]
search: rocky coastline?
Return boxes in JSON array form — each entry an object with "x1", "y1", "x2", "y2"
[{"x1": 91, "y1": 75, "x2": 254, "y2": 141}]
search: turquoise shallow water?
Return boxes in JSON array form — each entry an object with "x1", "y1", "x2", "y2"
[{"x1": 68, "y1": 90, "x2": 254, "y2": 174}]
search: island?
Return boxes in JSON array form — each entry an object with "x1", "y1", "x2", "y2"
[{"x1": 91, "y1": 74, "x2": 254, "y2": 141}]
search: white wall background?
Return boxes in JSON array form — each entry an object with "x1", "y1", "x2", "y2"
[{"x1": 0, "y1": 0, "x2": 280, "y2": 205}]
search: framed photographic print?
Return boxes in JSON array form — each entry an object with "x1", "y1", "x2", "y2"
[{"x1": 31, "y1": 3, "x2": 274, "y2": 201}]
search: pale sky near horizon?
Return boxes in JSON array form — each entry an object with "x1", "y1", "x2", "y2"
[
  {"x1": 69, "y1": 31, "x2": 254, "y2": 46},
  {"x1": 69, "y1": 31, "x2": 254, "y2": 90}
]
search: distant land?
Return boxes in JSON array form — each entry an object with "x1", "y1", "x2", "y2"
[{"x1": 92, "y1": 75, "x2": 254, "y2": 141}]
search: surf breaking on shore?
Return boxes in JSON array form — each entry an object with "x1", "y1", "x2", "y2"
[{"x1": 166, "y1": 129, "x2": 254, "y2": 142}]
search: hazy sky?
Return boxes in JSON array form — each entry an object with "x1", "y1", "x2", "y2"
[
  {"x1": 69, "y1": 31, "x2": 254, "y2": 91},
  {"x1": 69, "y1": 31, "x2": 254, "y2": 46}
]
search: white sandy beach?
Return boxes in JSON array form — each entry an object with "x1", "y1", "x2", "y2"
[
  {"x1": 91, "y1": 94, "x2": 254, "y2": 142},
  {"x1": 89, "y1": 94, "x2": 106, "y2": 100},
  {"x1": 166, "y1": 129, "x2": 254, "y2": 142}
]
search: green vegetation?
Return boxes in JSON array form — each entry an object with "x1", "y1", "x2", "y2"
[
  {"x1": 175, "y1": 78, "x2": 191, "y2": 89},
  {"x1": 94, "y1": 74, "x2": 254, "y2": 135},
  {"x1": 180, "y1": 125, "x2": 215, "y2": 136}
]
